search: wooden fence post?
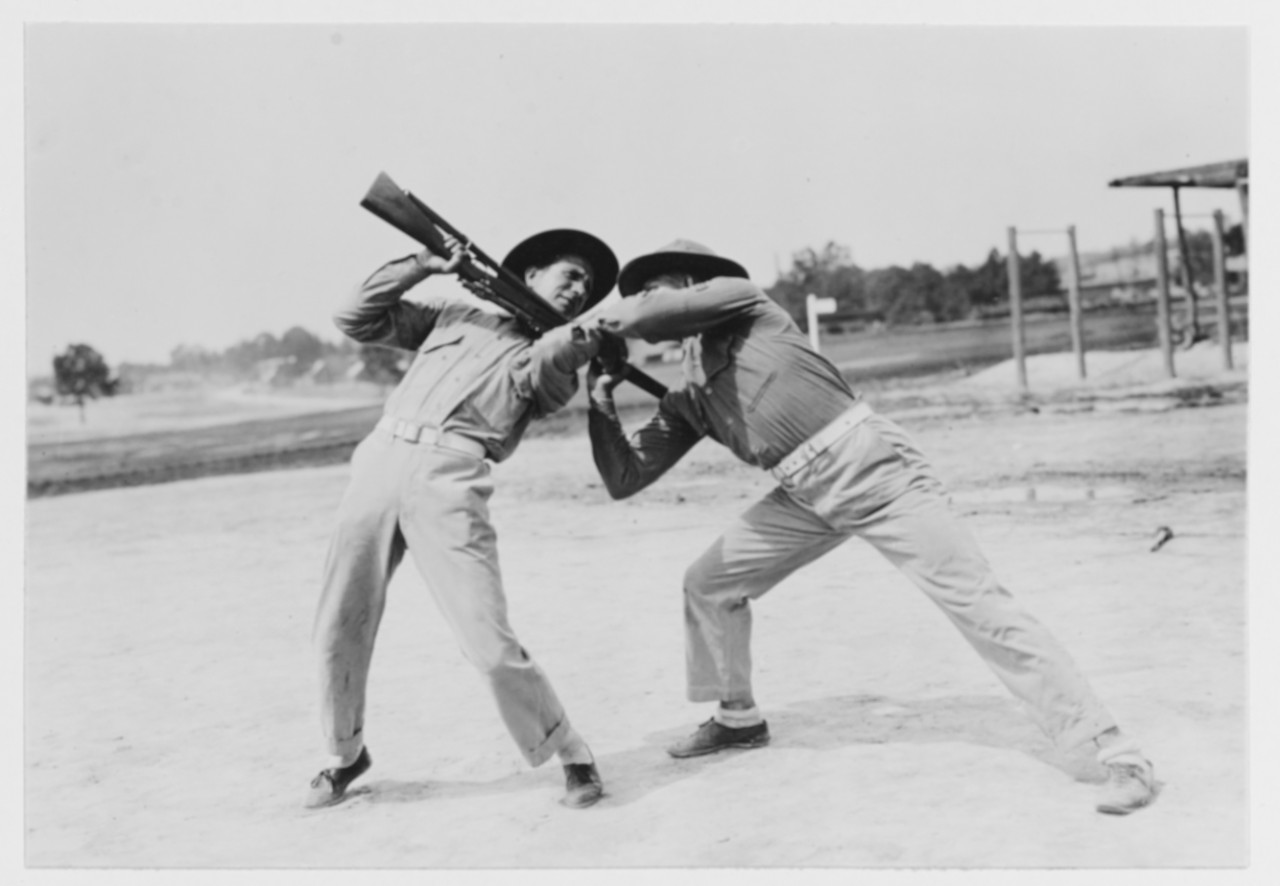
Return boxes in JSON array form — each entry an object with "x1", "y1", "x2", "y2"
[
  {"x1": 1153, "y1": 208, "x2": 1176, "y2": 378},
  {"x1": 1066, "y1": 225, "x2": 1087, "y2": 380},
  {"x1": 1006, "y1": 227, "x2": 1027, "y2": 390},
  {"x1": 1212, "y1": 209, "x2": 1233, "y2": 370}
]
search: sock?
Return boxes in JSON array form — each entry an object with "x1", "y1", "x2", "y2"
[
  {"x1": 326, "y1": 750, "x2": 361, "y2": 770},
  {"x1": 557, "y1": 729, "x2": 595, "y2": 766},
  {"x1": 715, "y1": 705, "x2": 763, "y2": 728}
]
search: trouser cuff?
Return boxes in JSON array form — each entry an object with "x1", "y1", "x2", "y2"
[
  {"x1": 327, "y1": 732, "x2": 364, "y2": 762},
  {"x1": 524, "y1": 716, "x2": 572, "y2": 768},
  {"x1": 687, "y1": 684, "x2": 754, "y2": 704},
  {"x1": 1058, "y1": 714, "x2": 1120, "y2": 753},
  {"x1": 1096, "y1": 737, "x2": 1145, "y2": 764}
]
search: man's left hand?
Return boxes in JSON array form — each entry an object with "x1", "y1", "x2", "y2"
[{"x1": 587, "y1": 359, "x2": 624, "y2": 412}]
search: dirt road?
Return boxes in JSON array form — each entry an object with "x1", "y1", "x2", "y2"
[{"x1": 24, "y1": 361, "x2": 1248, "y2": 868}]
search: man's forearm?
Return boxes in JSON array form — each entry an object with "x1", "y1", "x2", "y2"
[
  {"x1": 592, "y1": 277, "x2": 764, "y2": 342},
  {"x1": 531, "y1": 322, "x2": 604, "y2": 375},
  {"x1": 587, "y1": 398, "x2": 700, "y2": 500},
  {"x1": 588, "y1": 405, "x2": 650, "y2": 500},
  {"x1": 516, "y1": 322, "x2": 605, "y2": 418}
]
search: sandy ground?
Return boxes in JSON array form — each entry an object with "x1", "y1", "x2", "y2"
[
  {"x1": 25, "y1": 383, "x2": 385, "y2": 445},
  {"x1": 22, "y1": 346, "x2": 1253, "y2": 872}
]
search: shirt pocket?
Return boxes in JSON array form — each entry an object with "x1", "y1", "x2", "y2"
[
  {"x1": 745, "y1": 370, "x2": 778, "y2": 414},
  {"x1": 698, "y1": 335, "x2": 734, "y2": 382},
  {"x1": 418, "y1": 330, "x2": 465, "y2": 356},
  {"x1": 410, "y1": 330, "x2": 467, "y2": 378}
]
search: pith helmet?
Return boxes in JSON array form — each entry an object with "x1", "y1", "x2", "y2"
[
  {"x1": 502, "y1": 229, "x2": 620, "y2": 311},
  {"x1": 618, "y1": 239, "x2": 749, "y2": 296}
]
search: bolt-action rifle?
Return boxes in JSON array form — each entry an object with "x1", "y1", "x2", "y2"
[{"x1": 360, "y1": 172, "x2": 666, "y2": 398}]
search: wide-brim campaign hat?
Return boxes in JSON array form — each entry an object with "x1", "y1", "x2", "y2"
[
  {"x1": 618, "y1": 239, "x2": 749, "y2": 296},
  {"x1": 501, "y1": 229, "x2": 620, "y2": 311}
]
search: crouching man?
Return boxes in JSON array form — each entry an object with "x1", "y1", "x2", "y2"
[{"x1": 584, "y1": 239, "x2": 1159, "y2": 815}]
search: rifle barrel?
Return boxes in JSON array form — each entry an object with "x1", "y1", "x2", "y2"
[
  {"x1": 362, "y1": 172, "x2": 668, "y2": 397},
  {"x1": 405, "y1": 191, "x2": 543, "y2": 311}
]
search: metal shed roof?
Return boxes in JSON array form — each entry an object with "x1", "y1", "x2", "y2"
[{"x1": 1108, "y1": 158, "x2": 1248, "y2": 189}]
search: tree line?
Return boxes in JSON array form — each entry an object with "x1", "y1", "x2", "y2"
[
  {"x1": 765, "y1": 243, "x2": 1062, "y2": 330},
  {"x1": 765, "y1": 225, "x2": 1241, "y2": 332},
  {"x1": 151, "y1": 227, "x2": 1245, "y2": 379},
  {"x1": 167, "y1": 326, "x2": 352, "y2": 376},
  {"x1": 164, "y1": 326, "x2": 406, "y2": 385},
  {"x1": 44, "y1": 226, "x2": 1241, "y2": 411}
]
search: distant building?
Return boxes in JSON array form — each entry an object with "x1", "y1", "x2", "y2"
[
  {"x1": 1096, "y1": 157, "x2": 1250, "y2": 302},
  {"x1": 1049, "y1": 233, "x2": 1246, "y2": 307}
]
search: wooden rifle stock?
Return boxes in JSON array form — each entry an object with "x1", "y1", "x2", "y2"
[{"x1": 360, "y1": 172, "x2": 667, "y2": 399}]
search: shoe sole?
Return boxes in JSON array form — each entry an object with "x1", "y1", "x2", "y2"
[
  {"x1": 667, "y1": 735, "x2": 771, "y2": 759},
  {"x1": 560, "y1": 787, "x2": 605, "y2": 809},
  {"x1": 1097, "y1": 796, "x2": 1155, "y2": 815},
  {"x1": 1096, "y1": 782, "x2": 1160, "y2": 815},
  {"x1": 304, "y1": 791, "x2": 352, "y2": 810},
  {"x1": 1097, "y1": 802, "x2": 1148, "y2": 815}
]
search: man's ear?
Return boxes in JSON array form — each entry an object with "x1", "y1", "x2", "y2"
[{"x1": 524, "y1": 266, "x2": 539, "y2": 287}]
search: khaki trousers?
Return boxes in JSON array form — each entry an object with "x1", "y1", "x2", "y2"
[
  {"x1": 313, "y1": 427, "x2": 570, "y2": 766},
  {"x1": 683, "y1": 413, "x2": 1117, "y2": 751}
]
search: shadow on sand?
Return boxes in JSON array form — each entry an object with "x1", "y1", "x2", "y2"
[{"x1": 349, "y1": 692, "x2": 1105, "y2": 810}]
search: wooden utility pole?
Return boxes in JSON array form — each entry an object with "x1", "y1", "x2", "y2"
[
  {"x1": 1211, "y1": 209, "x2": 1233, "y2": 370},
  {"x1": 1153, "y1": 209, "x2": 1176, "y2": 378},
  {"x1": 1234, "y1": 182, "x2": 1250, "y2": 295},
  {"x1": 1006, "y1": 227, "x2": 1027, "y2": 390},
  {"x1": 1066, "y1": 225, "x2": 1087, "y2": 380}
]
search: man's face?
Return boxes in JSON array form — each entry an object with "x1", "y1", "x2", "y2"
[
  {"x1": 525, "y1": 256, "x2": 594, "y2": 317},
  {"x1": 639, "y1": 270, "x2": 694, "y2": 294}
]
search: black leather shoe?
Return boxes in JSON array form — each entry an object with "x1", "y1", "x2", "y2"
[
  {"x1": 561, "y1": 762, "x2": 604, "y2": 809},
  {"x1": 667, "y1": 718, "x2": 770, "y2": 758},
  {"x1": 304, "y1": 747, "x2": 372, "y2": 809}
]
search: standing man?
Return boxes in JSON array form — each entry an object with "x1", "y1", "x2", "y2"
[
  {"x1": 307, "y1": 228, "x2": 618, "y2": 810},
  {"x1": 584, "y1": 239, "x2": 1159, "y2": 815}
]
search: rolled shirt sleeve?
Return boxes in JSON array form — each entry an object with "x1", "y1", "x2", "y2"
[
  {"x1": 510, "y1": 322, "x2": 604, "y2": 418},
  {"x1": 334, "y1": 254, "x2": 439, "y2": 349},
  {"x1": 592, "y1": 277, "x2": 766, "y2": 343}
]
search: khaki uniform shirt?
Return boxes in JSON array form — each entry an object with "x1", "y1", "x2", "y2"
[
  {"x1": 588, "y1": 277, "x2": 859, "y2": 496},
  {"x1": 336, "y1": 254, "x2": 601, "y2": 463}
]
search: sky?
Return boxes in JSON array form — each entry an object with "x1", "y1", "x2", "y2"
[{"x1": 13, "y1": 8, "x2": 1263, "y2": 377}]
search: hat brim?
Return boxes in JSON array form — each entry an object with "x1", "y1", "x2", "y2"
[
  {"x1": 501, "y1": 229, "x2": 619, "y2": 312},
  {"x1": 618, "y1": 252, "x2": 749, "y2": 296}
]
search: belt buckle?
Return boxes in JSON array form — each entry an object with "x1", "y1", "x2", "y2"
[
  {"x1": 395, "y1": 420, "x2": 422, "y2": 443},
  {"x1": 774, "y1": 445, "x2": 804, "y2": 482},
  {"x1": 791, "y1": 442, "x2": 815, "y2": 474}
]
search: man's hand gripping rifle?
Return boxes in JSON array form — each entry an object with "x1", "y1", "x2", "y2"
[{"x1": 360, "y1": 172, "x2": 666, "y2": 399}]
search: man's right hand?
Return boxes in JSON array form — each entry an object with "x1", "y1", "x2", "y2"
[
  {"x1": 414, "y1": 233, "x2": 468, "y2": 276},
  {"x1": 596, "y1": 332, "x2": 629, "y2": 375}
]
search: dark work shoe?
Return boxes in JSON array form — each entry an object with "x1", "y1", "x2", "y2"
[
  {"x1": 561, "y1": 762, "x2": 604, "y2": 809},
  {"x1": 304, "y1": 747, "x2": 372, "y2": 809},
  {"x1": 666, "y1": 718, "x2": 770, "y2": 759},
  {"x1": 1096, "y1": 753, "x2": 1159, "y2": 815}
]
